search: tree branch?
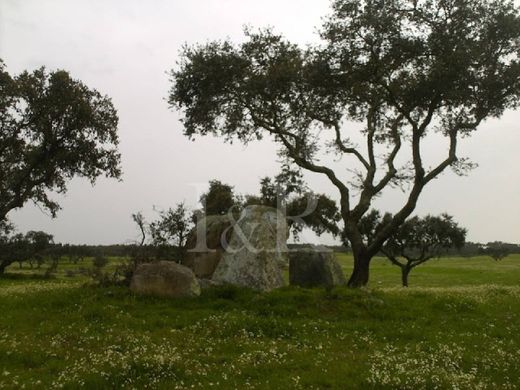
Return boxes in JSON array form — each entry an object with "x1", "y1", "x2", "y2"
[{"x1": 424, "y1": 129, "x2": 458, "y2": 183}]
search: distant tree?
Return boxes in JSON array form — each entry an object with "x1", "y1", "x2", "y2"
[
  {"x1": 115, "y1": 214, "x2": 154, "y2": 286},
  {"x1": 0, "y1": 229, "x2": 54, "y2": 274},
  {"x1": 44, "y1": 243, "x2": 63, "y2": 278},
  {"x1": 92, "y1": 253, "x2": 109, "y2": 269},
  {"x1": 127, "y1": 203, "x2": 194, "y2": 267},
  {"x1": 0, "y1": 221, "x2": 13, "y2": 273},
  {"x1": 61, "y1": 244, "x2": 91, "y2": 265},
  {"x1": 458, "y1": 242, "x2": 485, "y2": 258},
  {"x1": 170, "y1": 0, "x2": 520, "y2": 287},
  {"x1": 200, "y1": 180, "x2": 239, "y2": 216},
  {"x1": 132, "y1": 212, "x2": 147, "y2": 246},
  {"x1": 2, "y1": 233, "x2": 30, "y2": 272},
  {"x1": 482, "y1": 242, "x2": 511, "y2": 261},
  {"x1": 25, "y1": 230, "x2": 54, "y2": 269},
  {"x1": 76, "y1": 246, "x2": 91, "y2": 264},
  {"x1": 354, "y1": 211, "x2": 466, "y2": 287},
  {"x1": 0, "y1": 60, "x2": 121, "y2": 223},
  {"x1": 150, "y1": 202, "x2": 193, "y2": 260}
]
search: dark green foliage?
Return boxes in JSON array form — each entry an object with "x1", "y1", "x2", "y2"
[
  {"x1": 245, "y1": 167, "x2": 342, "y2": 237},
  {"x1": 149, "y1": 203, "x2": 193, "y2": 260},
  {"x1": 169, "y1": 0, "x2": 520, "y2": 287},
  {"x1": 482, "y1": 241, "x2": 512, "y2": 261},
  {"x1": 92, "y1": 254, "x2": 109, "y2": 269},
  {"x1": 0, "y1": 60, "x2": 121, "y2": 222},
  {"x1": 384, "y1": 215, "x2": 466, "y2": 259},
  {"x1": 199, "y1": 173, "x2": 341, "y2": 238},
  {"x1": 286, "y1": 193, "x2": 341, "y2": 237},
  {"x1": 354, "y1": 211, "x2": 467, "y2": 286},
  {"x1": 200, "y1": 180, "x2": 239, "y2": 216},
  {"x1": 0, "y1": 230, "x2": 54, "y2": 275},
  {"x1": 149, "y1": 203, "x2": 192, "y2": 249},
  {"x1": 90, "y1": 253, "x2": 112, "y2": 285},
  {"x1": 0, "y1": 219, "x2": 13, "y2": 236}
]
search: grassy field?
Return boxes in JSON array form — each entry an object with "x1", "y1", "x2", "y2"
[{"x1": 0, "y1": 255, "x2": 519, "y2": 389}]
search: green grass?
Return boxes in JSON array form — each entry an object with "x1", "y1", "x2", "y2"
[
  {"x1": 0, "y1": 255, "x2": 519, "y2": 389},
  {"x1": 336, "y1": 253, "x2": 520, "y2": 287}
]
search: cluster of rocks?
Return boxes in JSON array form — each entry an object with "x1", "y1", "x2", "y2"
[{"x1": 130, "y1": 205, "x2": 346, "y2": 298}]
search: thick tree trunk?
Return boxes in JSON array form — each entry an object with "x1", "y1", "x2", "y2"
[
  {"x1": 347, "y1": 251, "x2": 372, "y2": 288},
  {"x1": 0, "y1": 262, "x2": 7, "y2": 275},
  {"x1": 344, "y1": 218, "x2": 373, "y2": 288},
  {"x1": 401, "y1": 266, "x2": 411, "y2": 287}
]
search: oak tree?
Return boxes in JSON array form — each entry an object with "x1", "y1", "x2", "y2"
[
  {"x1": 482, "y1": 241, "x2": 511, "y2": 261},
  {"x1": 0, "y1": 229, "x2": 54, "y2": 275},
  {"x1": 356, "y1": 211, "x2": 466, "y2": 286},
  {"x1": 0, "y1": 61, "x2": 121, "y2": 223},
  {"x1": 200, "y1": 180, "x2": 239, "y2": 216},
  {"x1": 169, "y1": 0, "x2": 520, "y2": 286}
]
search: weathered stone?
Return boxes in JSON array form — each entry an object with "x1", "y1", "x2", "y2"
[
  {"x1": 182, "y1": 214, "x2": 233, "y2": 279},
  {"x1": 197, "y1": 278, "x2": 222, "y2": 290},
  {"x1": 212, "y1": 205, "x2": 288, "y2": 291},
  {"x1": 289, "y1": 247, "x2": 347, "y2": 288},
  {"x1": 130, "y1": 261, "x2": 200, "y2": 298}
]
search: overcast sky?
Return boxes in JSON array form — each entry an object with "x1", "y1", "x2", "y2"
[{"x1": 1, "y1": 0, "x2": 519, "y2": 245}]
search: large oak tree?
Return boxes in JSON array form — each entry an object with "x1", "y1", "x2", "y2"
[
  {"x1": 0, "y1": 60, "x2": 121, "y2": 223},
  {"x1": 169, "y1": 0, "x2": 520, "y2": 287}
]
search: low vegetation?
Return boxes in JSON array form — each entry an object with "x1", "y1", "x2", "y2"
[{"x1": 1, "y1": 255, "x2": 519, "y2": 389}]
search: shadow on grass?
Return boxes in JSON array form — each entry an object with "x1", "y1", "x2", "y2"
[{"x1": 0, "y1": 272, "x2": 55, "y2": 281}]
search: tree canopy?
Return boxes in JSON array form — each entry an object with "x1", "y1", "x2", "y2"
[
  {"x1": 0, "y1": 60, "x2": 121, "y2": 222},
  {"x1": 244, "y1": 167, "x2": 341, "y2": 237},
  {"x1": 482, "y1": 241, "x2": 512, "y2": 261},
  {"x1": 0, "y1": 229, "x2": 54, "y2": 274},
  {"x1": 149, "y1": 203, "x2": 193, "y2": 258},
  {"x1": 169, "y1": 0, "x2": 520, "y2": 287},
  {"x1": 355, "y1": 211, "x2": 466, "y2": 286},
  {"x1": 200, "y1": 180, "x2": 239, "y2": 216}
]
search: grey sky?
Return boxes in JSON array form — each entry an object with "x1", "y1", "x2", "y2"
[{"x1": 1, "y1": 0, "x2": 519, "y2": 245}]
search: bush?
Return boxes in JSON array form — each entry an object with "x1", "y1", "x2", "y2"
[{"x1": 93, "y1": 254, "x2": 109, "y2": 269}]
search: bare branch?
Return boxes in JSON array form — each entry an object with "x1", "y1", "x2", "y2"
[
  {"x1": 332, "y1": 122, "x2": 371, "y2": 170},
  {"x1": 372, "y1": 115, "x2": 403, "y2": 194},
  {"x1": 309, "y1": 113, "x2": 371, "y2": 170},
  {"x1": 424, "y1": 129, "x2": 458, "y2": 183}
]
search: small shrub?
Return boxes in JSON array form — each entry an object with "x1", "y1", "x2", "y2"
[{"x1": 93, "y1": 254, "x2": 109, "y2": 269}]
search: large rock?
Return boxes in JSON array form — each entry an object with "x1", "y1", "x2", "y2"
[
  {"x1": 212, "y1": 205, "x2": 288, "y2": 291},
  {"x1": 197, "y1": 278, "x2": 221, "y2": 290},
  {"x1": 289, "y1": 247, "x2": 347, "y2": 288},
  {"x1": 130, "y1": 261, "x2": 200, "y2": 298},
  {"x1": 182, "y1": 214, "x2": 233, "y2": 279}
]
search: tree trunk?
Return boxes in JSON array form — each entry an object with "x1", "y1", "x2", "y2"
[
  {"x1": 347, "y1": 251, "x2": 371, "y2": 288},
  {"x1": 401, "y1": 266, "x2": 411, "y2": 287},
  {"x1": 0, "y1": 262, "x2": 7, "y2": 275}
]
